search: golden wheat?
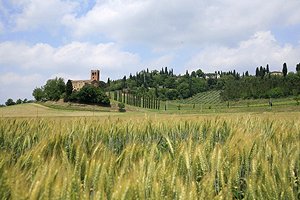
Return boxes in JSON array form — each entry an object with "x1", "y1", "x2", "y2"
[{"x1": 0, "y1": 114, "x2": 299, "y2": 199}]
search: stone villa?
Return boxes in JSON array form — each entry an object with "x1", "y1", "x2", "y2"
[{"x1": 71, "y1": 70, "x2": 100, "y2": 91}]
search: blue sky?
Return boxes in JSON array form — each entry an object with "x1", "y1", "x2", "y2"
[{"x1": 1, "y1": 0, "x2": 300, "y2": 104}]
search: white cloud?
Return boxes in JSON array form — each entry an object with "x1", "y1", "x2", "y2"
[
  {"x1": 186, "y1": 31, "x2": 300, "y2": 73},
  {"x1": 0, "y1": 41, "x2": 140, "y2": 74},
  {"x1": 11, "y1": 0, "x2": 77, "y2": 32},
  {"x1": 0, "y1": 41, "x2": 142, "y2": 103},
  {"x1": 0, "y1": 72, "x2": 43, "y2": 103},
  {"x1": 144, "y1": 54, "x2": 174, "y2": 69},
  {"x1": 63, "y1": 0, "x2": 300, "y2": 48}
]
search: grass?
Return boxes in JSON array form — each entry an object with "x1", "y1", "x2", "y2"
[
  {"x1": 175, "y1": 90, "x2": 222, "y2": 105},
  {"x1": 0, "y1": 103, "x2": 121, "y2": 118},
  {"x1": 163, "y1": 91, "x2": 300, "y2": 113},
  {"x1": 0, "y1": 113, "x2": 299, "y2": 199}
]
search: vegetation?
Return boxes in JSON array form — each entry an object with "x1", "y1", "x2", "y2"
[
  {"x1": 176, "y1": 90, "x2": 222, "y2": 105},
  {"x1": 32, "y1": 77, "x2": 65, "y2": 101},
  {"x1": 0, "y1": 115, "x2": 299, "y2": 199},
  {"x1": 118, "y1": 102, "x2": 126, "y2": 112},
  {"x1": 69, "y1": 85, "x2": 110, "y2": 106},
  {"x1": 33, "y1": 78, "x2": 110, "y2": 106},
  {"x1": 4, "y1": 98, "x2": 30, "y2": 107},
  {"x1": 107, "y1": 63, "x2": 300, "y2": 103},
  {"x1": 5, "y1": 98, "x2": 15, "y2": 106}
]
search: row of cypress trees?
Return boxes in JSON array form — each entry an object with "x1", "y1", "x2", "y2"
[{"x1": 110, "y1": 91, "x2": 160, "y2": 110}]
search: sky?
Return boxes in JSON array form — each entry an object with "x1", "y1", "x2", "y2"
[{"x1": 0, "y1": 0, "x2": 300, "y2": 104}]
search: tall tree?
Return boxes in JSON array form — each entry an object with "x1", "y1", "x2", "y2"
[
  {"x1": 44, "y1": 77, "x2": 65, "y2": 101},
  {"x1": 282, "y1": 63, "x2": 288, "y2": 77},
  {"x1": 122, "y1": 76, "x2": 127, "y2": 88},
  {"x1": 32, "y1": 87, "x2": 45, "y2": 101},
  {"x1": 266, "y1": 64, "x2": 270, "y2": 73},
  {"x1": 196, "y1": 69, "x2": 204, "y2": 78},
  {"x1": 296, "y1": 63, "x2": 300, "y2": 73},
  {"x1": 255, "y1": 67, "x2": 259, "y2": 77},
  {"x1": 5, "y1": 98, "x2": 15, "y2": 106},
  {"x1": 66, "y1": 80, "x2": 73, "y2": 97}
]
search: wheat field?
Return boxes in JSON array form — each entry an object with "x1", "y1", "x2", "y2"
[{"x1": 0, "y1": 113, "x2": 299, "y2": 199}]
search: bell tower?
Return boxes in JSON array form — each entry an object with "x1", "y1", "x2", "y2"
[{"x1": 91, "y1": 70, "x2": 100, "y2": 81}]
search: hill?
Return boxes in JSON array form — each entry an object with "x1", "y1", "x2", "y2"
[
  {"x1": 175, "y1": 90, "x2": 222, "y2": 104},
  {"x1": 0, "y1": 103, "x2": 116, "y2": 117}
]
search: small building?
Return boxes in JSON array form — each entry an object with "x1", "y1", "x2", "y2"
[
  {"x1": 204, "y1": 73, "x2": 220, "y2": 79},
  {"x1": 71, "y1": 70, "x2": 100, "y2": 91},
  {"x1": 270, "y1": 71, "x2": 283, "y2": 76}
]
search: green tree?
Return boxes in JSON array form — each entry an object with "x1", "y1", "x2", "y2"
[
  {"x1": 118, "y1": 102, "x2": 126, "y2": 112},
  {"x1": 177, "y1": 82, "x2": 190, "y2": 99},
  {"x1": 77, "y1": 85, "x2": 110, "y2": 106},
  {"x1": 66, "y1": 80, "x2": 73, "y2": 97},
  {"x1": 165, "y1": 89, "x2": 178, "y2": 100},
  {"x1": 282, "y1": 63, "x2": 288, "y2": 77},
  {"x1": 196, "y1": 69, "x2": 204, "y2": 78},
  {"x1": 255, "y1": 67, "x2": 259, "y2": 77},
  {"x1": 44, "y1": 78, "x2": 66, "y2": 101},
  {"x1": 122, "y1": 76, "x2": 127, "y2": 89},
  {"x1": 16, "y1": 99, "x2": 22, "y2": 104},
  {"x1": 296, "y1": 63, "x2": 300, "y2": 73},
  {"x1": 32, "y1": 87, "x2": 45, "y2": 101},
  {"x1": 5, "y1": 98, "x2": 15, "y2": 106}
]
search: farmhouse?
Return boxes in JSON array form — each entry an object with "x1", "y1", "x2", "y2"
[
  {"x1": 204, "y1": 72, "x2": 220, "y2": 79},
  {"x1": 71, "y1": 70, "x2": 100, "y2": 91},
  {"x1": 270, "y1": 71, "x2": 283, "y2": 76}
]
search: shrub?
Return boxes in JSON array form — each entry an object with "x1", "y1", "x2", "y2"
[
  {"x1": 118, "y1": 102, "x2": 126, "y2": 112},
  {"x1": 5, "y1": 98, "x2": 15, "y2": 106}
]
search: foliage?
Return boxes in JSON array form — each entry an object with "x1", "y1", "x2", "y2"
[
  {"x1": 282, "y1": 63, "x2": 288, "y2": 77},
  {"x1": 73, "y1": 85, "x2": 110, "y2": 106},
  {"x1": 107, "y1": 63, "x2": 300, "y2": 102},
  {"x1": 118, "y1": 102, "x2": 126, "y2": 112},
  {"x1": 65, "y1": 80, "x2": 73, "y2": 98},
  {"x1": 44, "y1": 77, "x2": 66, "y2": 101},
  {"x1": 32, "y1": 87, "x2": 45, "y2": 101},
  {"x1": 32, "y1": 78, "x2": 65, "y2": 101},
  {"x1": 16, "y1": 99, "x2": 22, "y2": 104},
  {"x1": 296, "y1": 63, "x2": 300, "y2": 73},
  {"x1": 0, "y1": 116, "x2": 299, "y2": 199},
  {"x1": 220, "y1": 73, "x2": 300, "y2": 100},
  {"x1": 5, "y1": 98, "x2": 15, "y2": 106}
]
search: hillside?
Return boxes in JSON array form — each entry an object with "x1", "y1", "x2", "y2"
[
  {"x1": 0, "y1": 103, "x2": 116, "y2": 117},
  {"x1": 175, "y1": 90, "x2": 222, "y2": 104}
]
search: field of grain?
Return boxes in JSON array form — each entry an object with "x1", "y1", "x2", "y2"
[{"x1": 0, "y1": 113, "x2": 299, "y2": 199}]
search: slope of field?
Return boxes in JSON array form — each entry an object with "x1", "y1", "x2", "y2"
[
  {"x1": 0, "y1": 103, "x2": 118, "y2": 117},
  {"x1": 0, "y1": 113, "x2": 299, "y2": 199},
  {"x1": 176, "y1": 90, "x2": 222, "y2": 104}
]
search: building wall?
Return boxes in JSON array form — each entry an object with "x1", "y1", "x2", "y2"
[
  {"x1": 71, "y1": 69, "x2": 100, "y2": 91},
  {"x1": 91, "y1": 70, "x2": 100, "y2": 81},
  {"x1": 72, "y1": 81, "x2": 90, "y2": 91}
]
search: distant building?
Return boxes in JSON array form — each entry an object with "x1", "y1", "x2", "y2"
[
  {"x1": 204, "y1": 73, "x2": 220, "y2": 79},
  {"x1": 71, "y1": 70, "x2": 100, "y2": 91},
  {"x1": 270, "y1": 71, "x2": 283, "y2": 76}
]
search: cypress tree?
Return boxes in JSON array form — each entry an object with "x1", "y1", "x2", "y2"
[
  {"x1": 296, "y1": 63, "x2": 300, "y2": 73},
  {"x1": 282, "y1": 63, "x2": 288, "y2": 77},
  {"x1": 255, "y1": 67, "x2": 259, "y2": 77},
  {"x1": 65, "y1": 80, "x2": 73, "y2": 100}
]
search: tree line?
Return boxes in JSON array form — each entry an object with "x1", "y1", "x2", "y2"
[
  {"x1": 32, "y1": 78, "x2": 110, "y2": 106},
  {"x1": 109, "y1": 91, "x2": 160, "y2": 109},
  {"x1": 106, "y1": 63, "x2": 300, "y2": 101},
  {"x1": 8, "y1": 62, "x2": 299, "y2": 108}
]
